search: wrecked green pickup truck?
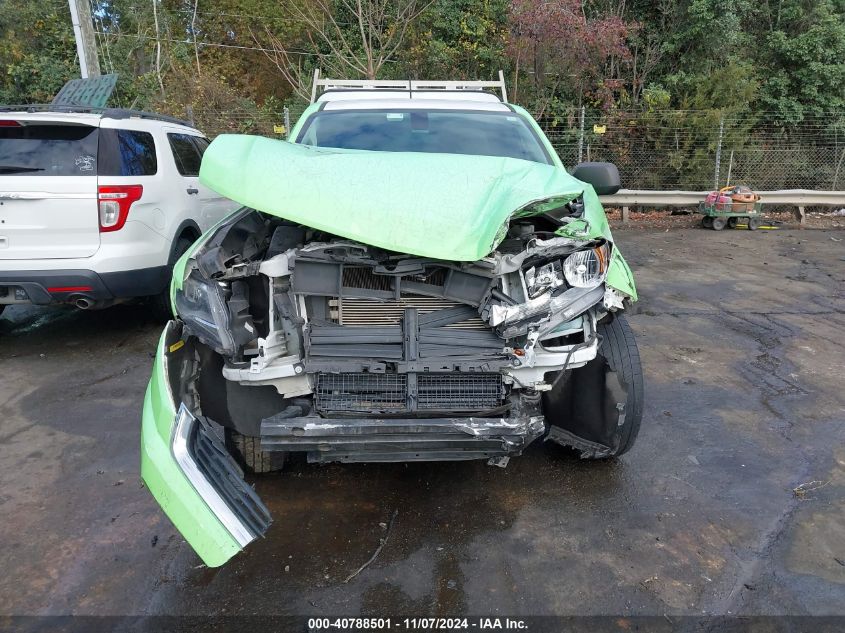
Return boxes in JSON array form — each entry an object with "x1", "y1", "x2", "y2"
[{"x1": 141, "y1": 84, "x2": 643, "y2": 566}]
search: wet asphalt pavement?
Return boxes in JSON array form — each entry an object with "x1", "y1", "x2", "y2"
[{"x1": 1, "y1": 227, "x2": 844, "y2": 618}]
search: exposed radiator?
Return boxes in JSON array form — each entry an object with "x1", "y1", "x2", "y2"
[
  {"x1": 316, "y1": 372, "x2": 407, "y2": 411},
  {"x1": 331, "y1": 296, "x2": 488, "y2": 329},
  {"x1": 315, "y1": 372, "x2": 505, "y2": 412},
  {"x1": 416, "y1": 373, "x2": 503, "y2": 410}
]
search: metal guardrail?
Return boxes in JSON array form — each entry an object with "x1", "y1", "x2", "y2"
[{"x1": 598, "y1": 189, "x2": 845, "y2": 223}]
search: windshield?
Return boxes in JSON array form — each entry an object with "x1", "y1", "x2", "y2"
[
  {"x1": 0, "y1": 123, "x2": 99, "y2": 176},
  {"x1": 296, "y1": 110, "x2": 551, "y2": 164}
]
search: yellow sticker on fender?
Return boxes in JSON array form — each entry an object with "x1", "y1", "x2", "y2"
[{"x1": 168, "y1": 340, "x2": 185, "y2": 353}]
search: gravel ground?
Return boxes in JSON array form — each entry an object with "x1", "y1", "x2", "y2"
[{"x1": 1, "y1": 227, "x2": 844, "y2": 624}]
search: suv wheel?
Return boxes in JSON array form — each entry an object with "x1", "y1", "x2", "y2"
[
  {"x1": 149, "y1": 236, "x2": 194, "y2": 321},
  {"x1": 226, "y1": 429, "x2": 287, "y2": 474}
]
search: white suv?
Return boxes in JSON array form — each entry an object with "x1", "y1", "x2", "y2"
[{"x1": 0, "y1": 107, "x2": 239, "y2": 318}]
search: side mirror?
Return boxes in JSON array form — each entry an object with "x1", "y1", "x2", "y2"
[{"x1": 571, "y1": 162, "x2": 622, "y2": 195}]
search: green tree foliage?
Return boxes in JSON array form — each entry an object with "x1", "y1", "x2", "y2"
[
  {"x1": 1, "y1": 0, "x2": 843, "y2": 132},
  {"x1": 757, "y1": 0, "x2": 845, "y2": 122},
  {"x1": 399, "y1": 0, "x2": 510, "y2": 80},
  {"x1": 620, "y1": 0, "x2": 845, "y2": 125},
  {"x1": 0, "y1": 2, "x2": 78, "y2": 104}
]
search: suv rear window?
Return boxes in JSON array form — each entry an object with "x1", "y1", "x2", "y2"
[
  {"x1": 168, "y1": 133, "x2": 203, "y2": 176},
  {"x1": 0, "y1": 124, "x2": 99, "y2": 176},
  {"x1": 98, "y1": 129, "x2": 157, "y2": 176}
]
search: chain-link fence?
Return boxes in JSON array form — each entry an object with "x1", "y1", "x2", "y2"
[
  {"x1": 187, "y1": 104, "x2": 308, "y2": 142},
  {"x1": 190, "y1": 104, "x2": 845, "y2": 192},
  {"x1": 541, "y1": 109, "x2": 845, "y2": 191}
]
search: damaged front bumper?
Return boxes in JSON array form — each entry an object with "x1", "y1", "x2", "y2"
[
  {"x1": 261, "y1": 402, "x2": 546, "y2": 464},
  {"x1": 262, "y1": 416, "x2": 545, "y2": 463},
  {"x1": 140, "y1": 322, "x2": 271, "y2": 567}
]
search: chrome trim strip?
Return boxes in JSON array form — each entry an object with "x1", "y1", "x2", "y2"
[{"x1": 170, "y1": 403, "x2": 256, "y2": 548}]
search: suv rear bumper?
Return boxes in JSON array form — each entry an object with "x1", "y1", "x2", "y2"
[{"x1": 0, "y1": 266, "x2": 167, "y2": 304}]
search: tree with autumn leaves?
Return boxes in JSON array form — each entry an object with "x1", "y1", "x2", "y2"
[
  {"x1": 1, "y1": 0, "x2": 844, "y2": 130},
  {"x1": 508, "y1": 0, "x2": 631, "y2": 115}
]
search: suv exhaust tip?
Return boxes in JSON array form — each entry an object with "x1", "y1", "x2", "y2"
[{"x1": 72, "y1": 296, "x2": 95, "y2": 310}]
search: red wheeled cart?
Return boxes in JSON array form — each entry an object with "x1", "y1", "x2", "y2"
[{"x1": 698, "y1": 186, "x2": 765, "y2": 230}]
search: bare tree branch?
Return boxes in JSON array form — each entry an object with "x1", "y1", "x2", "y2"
[
  {"x1": 255, "y1": 0, "x2": 432, "y2": 92},
  {"x1": 250, "y1": 24, "x2": 313, "y2": 102}
]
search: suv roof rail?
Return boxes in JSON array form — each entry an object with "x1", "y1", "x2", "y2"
[
  {"x1": 310, "y1": 69, "x2": 508, "y2": 104},
  {"x1": 0, "y1": 104, "x2": 194, "y2": 128},
  {"x1": 102, "y1": 108, "x2": 194, "y2": 127}
]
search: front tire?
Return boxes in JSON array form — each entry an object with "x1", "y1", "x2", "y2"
[
  {"x1": 543, "y1": 313, "x2": 644, "y2": 459},
  {"x1": 594, "y1": 313, "x2": 644, "y2": 457},
  {"x1": 226, "y1": 430, "x2": 287, "y2": 474}
]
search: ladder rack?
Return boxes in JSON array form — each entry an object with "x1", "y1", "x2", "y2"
[{"x1": 310, "y1": 69, "x2": 508, "y2": 103}]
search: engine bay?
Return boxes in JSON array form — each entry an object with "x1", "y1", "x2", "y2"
[{"x1": 172, "y1": 208, "x2": 628, "y2": 462}]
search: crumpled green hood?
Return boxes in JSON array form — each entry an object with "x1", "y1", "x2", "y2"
[{"x1": 200, "y1": 135, "x2": 592, "y2": 262}]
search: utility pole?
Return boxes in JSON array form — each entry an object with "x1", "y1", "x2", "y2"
[
  {"x1": 714, "y1": 116, "x2": 724, "y2": 190},
  {"x1": 577, "y1": 106, "x2": 586, "y2": 164},
  {"x1": 68, "y1": 0, "x2": 100, "y2": 78}
]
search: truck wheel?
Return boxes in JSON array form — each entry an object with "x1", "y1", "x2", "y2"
[
  {"x1": 226, "y1": 429, "x2": 287, "y2": 474},
  {"x1": 596, "y1": 314, "x2": 645, "y2": 457},
  {"x1": 544, "y1": 314, "x2": 644, "y2": 459},
  {"x1": 712, "y1": 217, "x2": 727, "y2": 230},
  {"x1": 701, "y1": 216, "x2": 713, "y2": 228},
  {"x1": 748, "y1": 217, "x2": 762, "y2": 231}
]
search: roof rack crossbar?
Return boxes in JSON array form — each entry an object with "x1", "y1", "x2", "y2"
[
  {"x1": 310, "y1": 69, "x2": 508, "y2": 103},
  {"x1": 0, "y1": 104, "x2": 193, "y2": 127}
]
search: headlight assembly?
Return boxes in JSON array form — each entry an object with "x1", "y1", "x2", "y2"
[
  {"x1": 525, "y1": 260, "x2": 564, "y2": 298},
  {"x1": 563, "y1": 244, "x2": 609, "y2": 288},
  {"x1": 173, "y1": 267, "x2": 236, "y2": 355}
]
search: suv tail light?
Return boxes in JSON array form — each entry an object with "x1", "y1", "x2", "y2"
[{"x1": 98, "y1": 185, "x2": 143, "y2": 232}]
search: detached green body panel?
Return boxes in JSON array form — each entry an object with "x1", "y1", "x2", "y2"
[{"x1": 140, "y1": 329, "x2": 242, "y2": 567}]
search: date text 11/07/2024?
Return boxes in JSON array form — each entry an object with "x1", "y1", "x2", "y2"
[{"x1": 307, "y1": 618, "x2": 529, "y2": 630}]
